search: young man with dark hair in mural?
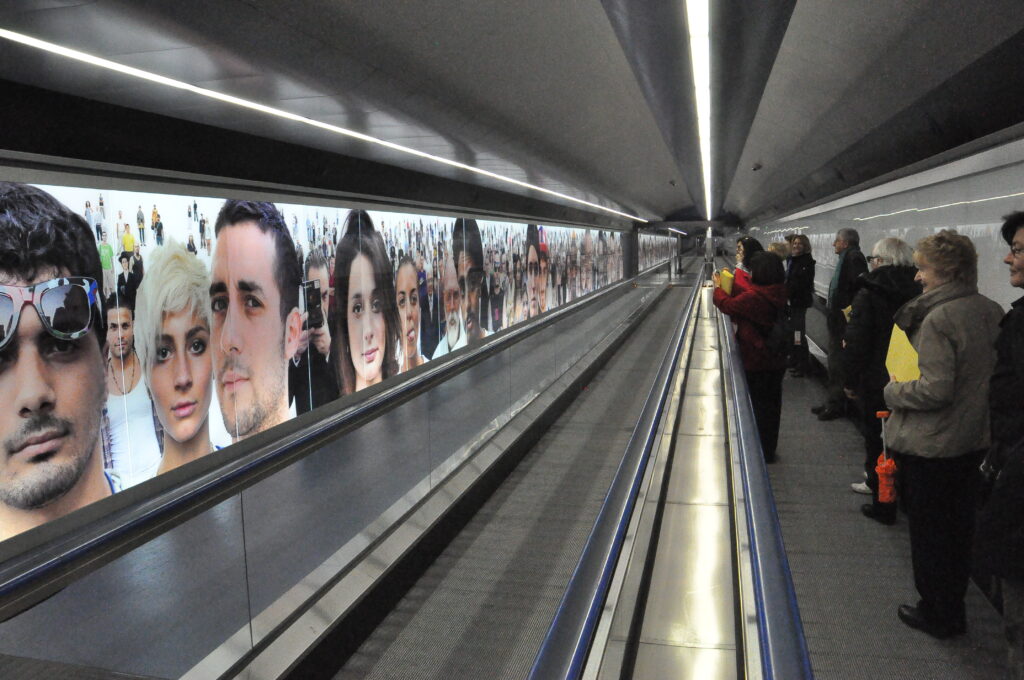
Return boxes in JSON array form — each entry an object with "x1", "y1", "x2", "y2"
[
  {"x1": 0, "y1": 183, "x2": 115, "y2": 541},
  {"x1": 104, "y1": 294, "x2": 161, "y2": 488},
  {"x1": 210, "y1": 200, "x2": 303, "y2": 442},
  {"x1": 452, "y1": 218, "x2": 489, "y2": 341}
]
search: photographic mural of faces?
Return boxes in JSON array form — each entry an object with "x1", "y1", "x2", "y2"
[
  {"x1": 0, "y1": 181, "x2": 625, "y2": 542},
  {"x1": 639, "y1": 233, "x2": 676, "y2": 270}
]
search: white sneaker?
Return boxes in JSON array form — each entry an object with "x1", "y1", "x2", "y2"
[{"x1": 851, "y1": 482, "x2": 871, "y2": 495}]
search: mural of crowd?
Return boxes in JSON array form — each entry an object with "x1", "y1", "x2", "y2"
[
  {"x1": 639, "y1": 233, "x2": 676, "y2": 270},
  {"x1": 0, "y1": 181, "x2": 624, "y2": 541}
]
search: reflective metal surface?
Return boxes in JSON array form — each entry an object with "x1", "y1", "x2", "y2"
[
  {"x1": 638, "y1": 504, "x2": 734, "y2": 648},
  {"x1": 676, "y1": 394, "x2": 724, "y2": 436}
]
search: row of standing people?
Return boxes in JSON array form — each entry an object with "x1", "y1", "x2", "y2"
[{"x1": 718, "y1": 221, "x2": 1024, "y2": 673}]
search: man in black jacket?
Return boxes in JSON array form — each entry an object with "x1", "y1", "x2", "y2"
[
  {"x1": 976, "y1": 211, "x2": 1024, "y2": 678},
  {"x1": 813, "y1": 228, "x2": 867, "y2": 420}
]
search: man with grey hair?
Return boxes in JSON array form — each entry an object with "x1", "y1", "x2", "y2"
[{"x1": 812, "y1": 227, "x2": 867, "y2": 420}]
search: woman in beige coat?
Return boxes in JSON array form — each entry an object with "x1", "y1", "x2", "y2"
[{"x1": 883, "y1": 229, "x2": 1003, "y2": 639}]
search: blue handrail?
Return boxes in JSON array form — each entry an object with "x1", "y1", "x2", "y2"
[
  {"x1": 527, "y1": 266, "x2": 703, "y2": 680},
  {"x1": 717, "y1": 306, "x2": 814, "y2": 680}
]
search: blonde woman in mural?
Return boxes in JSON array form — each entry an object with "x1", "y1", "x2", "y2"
[{"x1": 135, "y1": 240, "x2": 215, "y2": 474}]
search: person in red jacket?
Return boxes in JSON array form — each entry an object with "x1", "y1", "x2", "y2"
[
  {"x1": 713, "y1": 251, "x2": 789, "y2": 462},
  {"x1": 731, "y1": 236, "x2": 765, "y2": 296}
]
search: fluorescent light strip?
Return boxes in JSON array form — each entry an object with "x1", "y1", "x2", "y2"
[
  {"x1": 685, "y1": 0, "x2": 712, "y2": 220},
  {"x1": 852, "y1": 189, "x2": 1024, "y2": 221},
  {"x1": 0, "y1": 27, "x2": 647, "y2": 223},
  {"x1": 668, "y1": 227, "x2": 688, "y2": 235}
]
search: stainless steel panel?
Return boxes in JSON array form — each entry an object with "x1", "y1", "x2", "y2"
[
  {"x1": 666, "y1": 435, "x2": 729, "y2": 505},
  {"x1": 693, "y1": 327, "x2": 719, "y2": 349},
  {"x1": 632, "y1": 642, "x2": 738, "y2": 680},
  {"x1": 685, "y1": 367, "x2": 723, "y2": 396},
  {"x1": 688, "y1": 349, "x2": 721, "y2": 370},
  {"x1": 639, "y1": 504, "x2": 735, "y2": 648},
  {"x1": 0, "y1": 496, "x2": 251, "y2": 679},
  {"x1": 677, "y1": 394, "x2": 725, "y2": 436},
  {"x1": 595, "y1": 638, "x2": 627, "y2": 680}
]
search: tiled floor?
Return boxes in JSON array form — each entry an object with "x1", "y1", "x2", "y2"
[{"x1": 772, "y1": 374, "x2": 1007, "y2": 680}]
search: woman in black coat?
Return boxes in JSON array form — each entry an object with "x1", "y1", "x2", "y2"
[
  {"x1": 841, "y1": 237, "x2": 920, "y2": 523},
  {"x1": 785, "y1": 234, "x2": 815, "y2": 375}
]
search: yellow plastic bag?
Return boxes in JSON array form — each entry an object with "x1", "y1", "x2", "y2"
[{"x1": 885, "y1": 324, "x2": 920, "y2": 382}]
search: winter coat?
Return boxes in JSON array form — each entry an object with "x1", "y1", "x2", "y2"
[
  {"x1": 785, "y1": 253, "x2": 816, "y2": 309},
  {"x1": 827, "y1": 246, "x2": 868, "y2": 319},
  {"x1": 842, "y1": 265, "x2": 921, "y2": 396},
  {"x1": 988, "y1": 296, "x2": 1024, "y2": 472},
  {"x1": 732, "y1": 266, "x2": 751, "y2": 296},
  {"x1": 975, "y1": 438, "x2": 1024, "y2": 579},
  {"x1": 713, "y1": 282, "x2": 788, "y2": 371},
  {"x1": 882, "y1": 280, "x2": 1003, "y2": 459}
]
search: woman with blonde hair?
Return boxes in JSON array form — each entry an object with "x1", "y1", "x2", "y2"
[
  {"x1": 135, "y1": 240, "x2": 214, "y2": 474},
  {"x1": 883, "y1": 229, "x2": 1002, "y2": 638}
]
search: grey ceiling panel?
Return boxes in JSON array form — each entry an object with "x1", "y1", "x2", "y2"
[
  {"x1": 710, "y1": 0, "x2": 795, "y2": 220},
  {"x1": 2, "y1": 0, "x2": 1024, "y2": 224},
  {"x1": 600, "y1": 0, "x2": 703, "y2": 219},
  {"x1": 727, "y1": 0, "x2": 1024, "y2": 219}
]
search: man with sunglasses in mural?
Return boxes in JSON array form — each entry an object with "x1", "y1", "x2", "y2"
[{"x1": 0, "y1": 183, "x2": 115, "y2": 542}]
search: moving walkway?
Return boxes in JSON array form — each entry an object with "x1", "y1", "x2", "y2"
[{"x1": 0, "y1": 257, "x2": 810, "y2": 680}]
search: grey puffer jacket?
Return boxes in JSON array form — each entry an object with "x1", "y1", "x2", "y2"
[{"x1": 883, "y1": 280, "x2": 1003, "y2": 459}]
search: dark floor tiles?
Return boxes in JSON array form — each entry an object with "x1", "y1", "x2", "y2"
[{"x1": 771, "y1": 373, "x2": 1007, "y2": 679}]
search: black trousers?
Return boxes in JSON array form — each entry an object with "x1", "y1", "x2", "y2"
[
  {"x1": 826, "y1": 314, "x2": 847, "y2": 409},
  {"x1": 859, "y1": 390, "x2": 886, "y2": 498},
  {"x1": 899, "y1": 449, "x2": 984, "y2": 624},
  {"x1": 745, "y1": 368, "x2": 784, "y2": 461}
]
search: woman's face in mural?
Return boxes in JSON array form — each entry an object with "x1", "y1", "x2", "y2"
[
  {"x1": 395, "y1": 262, "x2": 420, "y2": 361},
  {"x1": 347, "y1": 254, "x2": 386, "y2": 390},
  {"x1": 150, "y1": 307, "x2": 213, "y2": 445}
]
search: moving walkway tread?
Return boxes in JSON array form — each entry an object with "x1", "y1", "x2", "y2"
[{"x1": 331, "y1": 286, "x2": 693, "y2": 680}]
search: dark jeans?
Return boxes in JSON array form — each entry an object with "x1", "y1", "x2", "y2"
[
  {"x1": 899, "y1": 449, "x2": 984, "y2": 624},
  {"x1": 746, "y1": 368, "x2": 784, "y2": 461},
  {"x1": 826, "y1": 313, "x2": 847, "y2": 410}
]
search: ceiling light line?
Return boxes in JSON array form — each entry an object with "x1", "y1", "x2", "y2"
[
  {"x1": 685, "y1": 0, "x2": 712, "y2": 220},
  {"x1": 667, "y1": 227, "x2": 688, "y2": 235},
  {"x1": 852, "y1": 189, "x2": 1024, "y2": 221},
  {"x1": 0, "y1": 27, "x2": 648, "y2": 223}
]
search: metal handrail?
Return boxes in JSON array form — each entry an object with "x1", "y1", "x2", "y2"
[
  {"x1": 0, "y1": 263, "x2": 672, "y2": 621},
  {"x1": 526, "y1": 264, "x2": 704, "y2": 680},
  {"x1": 716, "y1": 303, "x2": 814, "y2": 680}
]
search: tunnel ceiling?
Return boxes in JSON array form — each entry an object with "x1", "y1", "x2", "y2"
[{"x1": 0, "y1": 0, "x2": 1023, "y2": 225}]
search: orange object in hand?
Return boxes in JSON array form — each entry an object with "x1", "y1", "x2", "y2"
[
  {"x1": 877, "y1": 454, "x2": 898, "y2": 504},
  {"x1": 875, "y1": 410, "x2": 897, "y2": 504}
]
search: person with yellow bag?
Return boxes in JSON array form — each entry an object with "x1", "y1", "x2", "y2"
[
  {"x1": 883, "y1": 230, "x2": 1003, "y2": 639},
  {"x1": 840, "y1": 237, "x2": 919, "y2": 523}
]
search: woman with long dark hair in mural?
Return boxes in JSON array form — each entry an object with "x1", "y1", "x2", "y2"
[
  {"x1": 135, "y1": 240, "x2": 215, "y2": 475},
  {"x1": 333, "y1": 210, "x2": 401, "y2": 394},
  {"x1": 395, "y1": 255, "x2": 427, "y2": 371}
]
